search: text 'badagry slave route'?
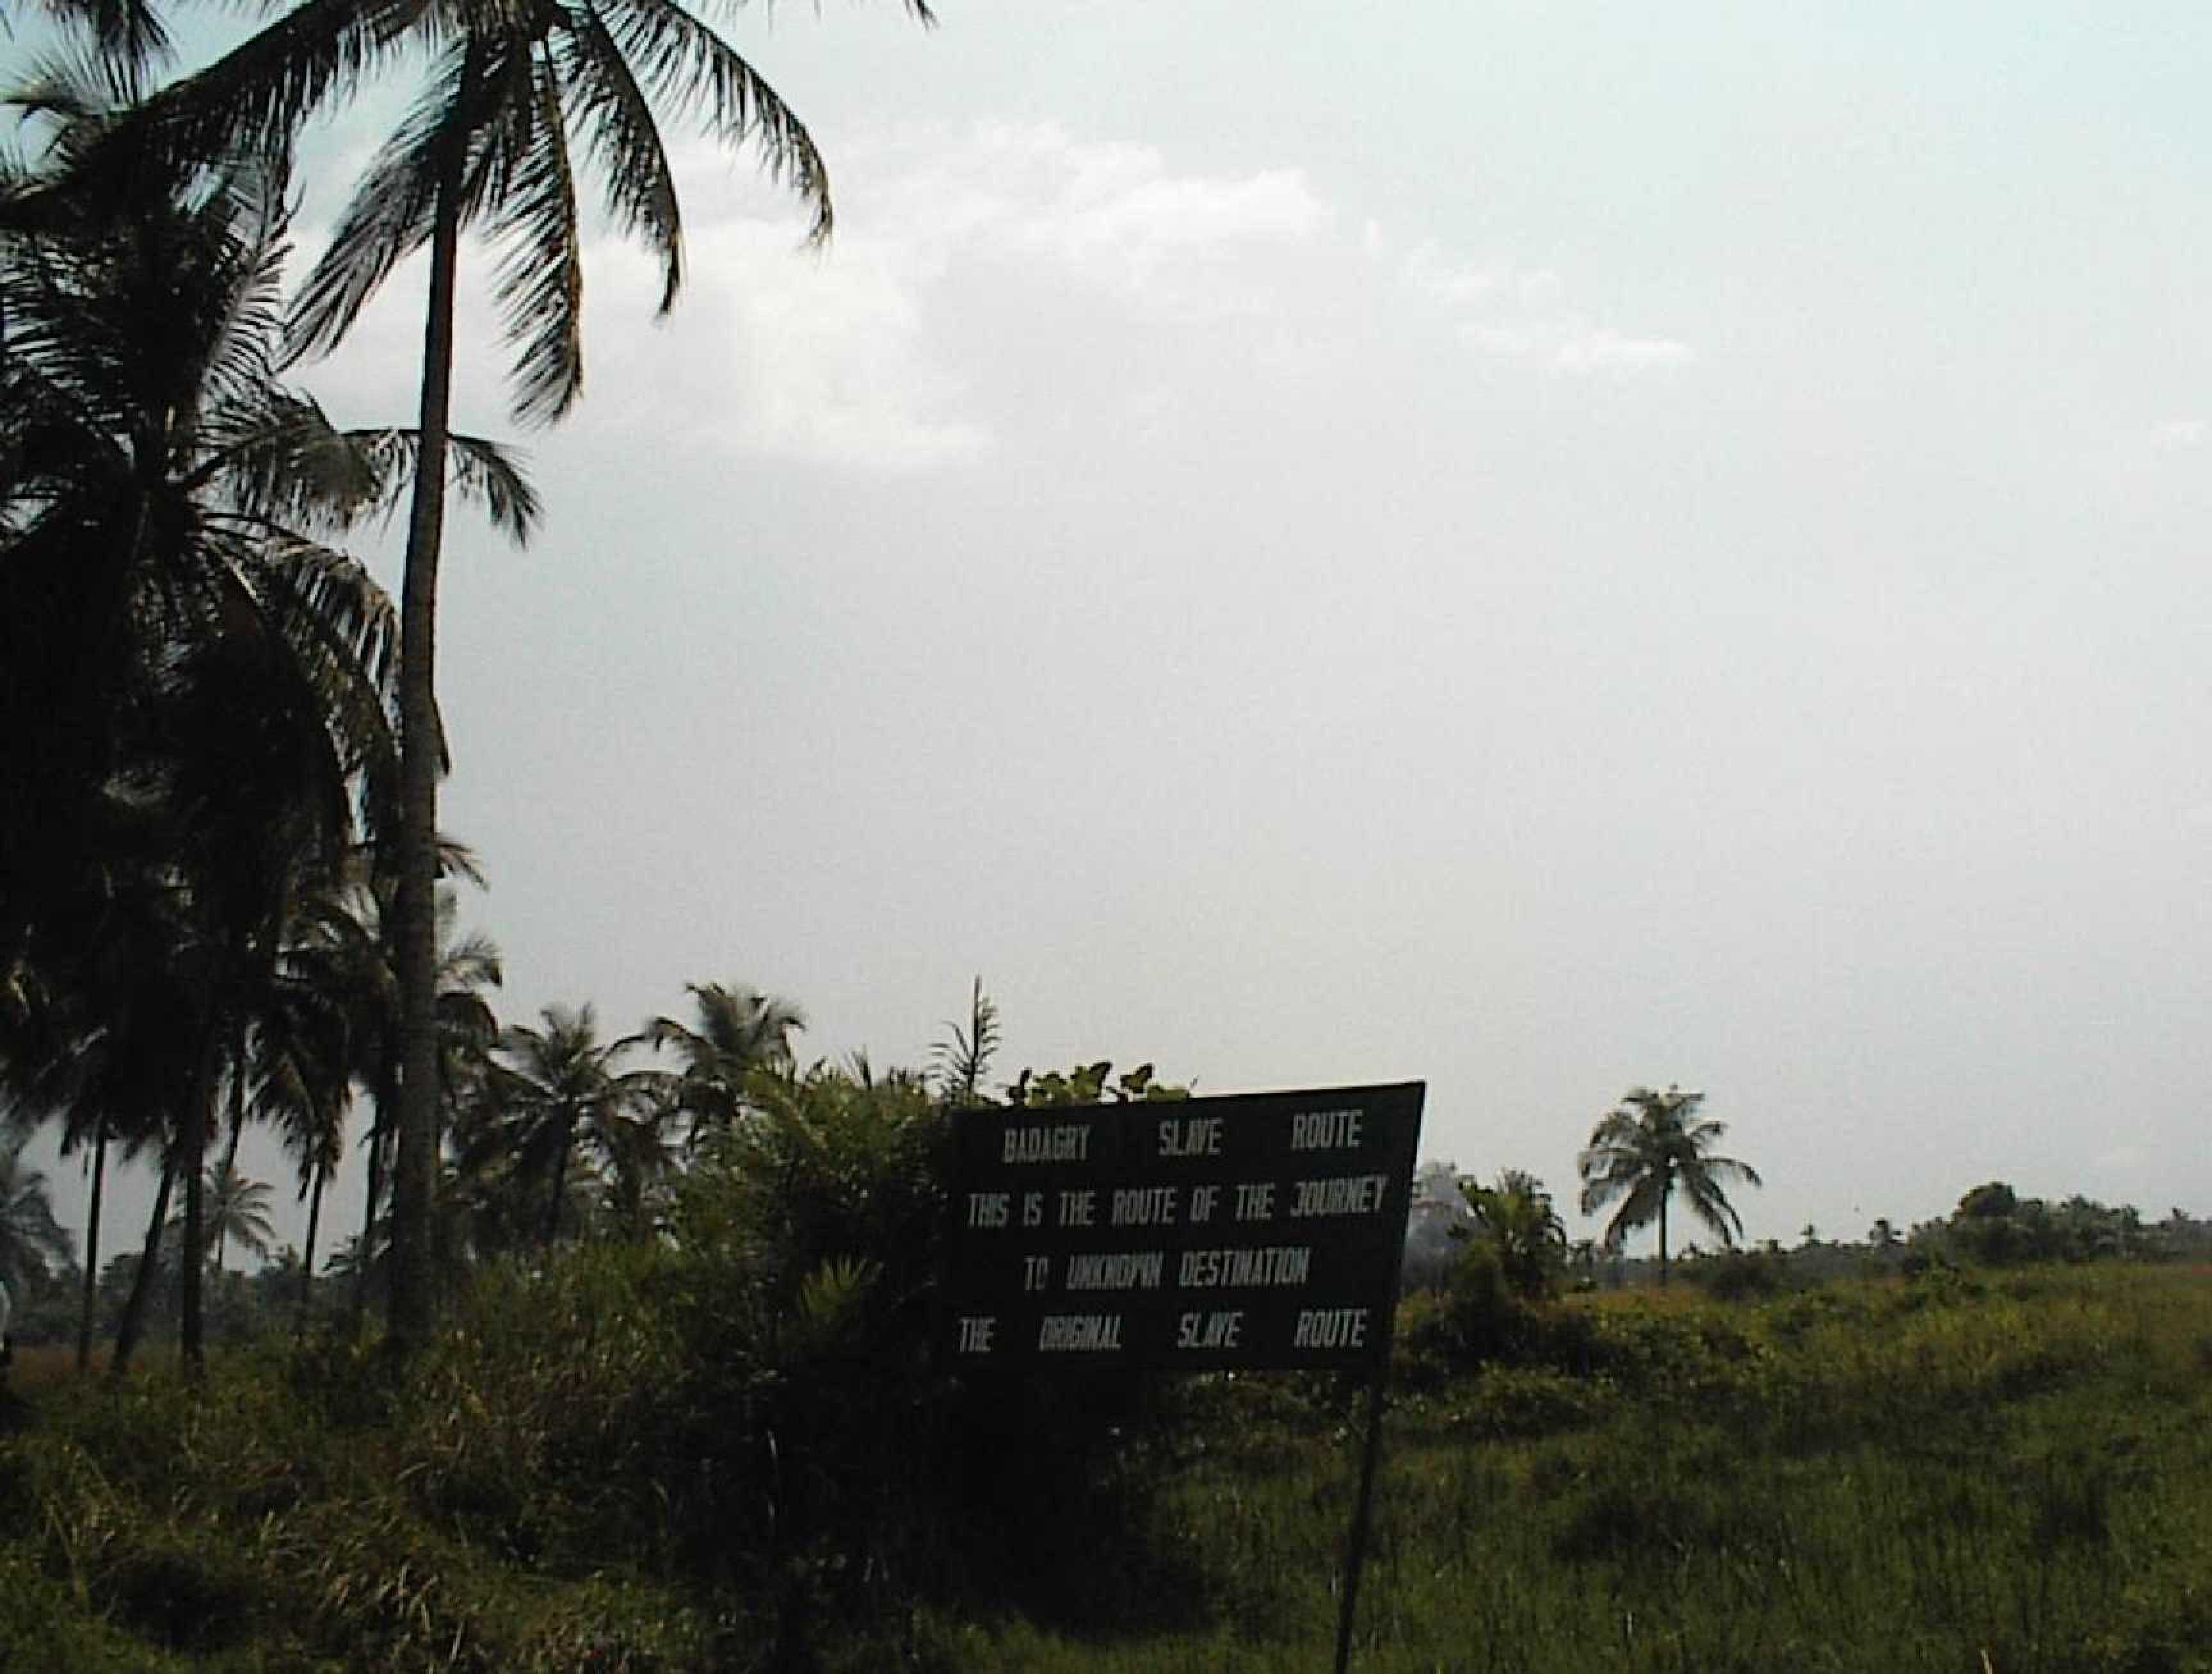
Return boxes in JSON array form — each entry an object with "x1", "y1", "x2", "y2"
[{"x1": 941, "y1": 1081, "x2": 1423, "y2": 1371}]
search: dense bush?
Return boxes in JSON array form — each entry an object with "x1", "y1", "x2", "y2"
[
  {"x1": 1688, "y1": 1244, "x2": 1790, "y2": 1301},
  {"x1": 392, "y1": 1063, "x2": 1178, "y2": 1652}
]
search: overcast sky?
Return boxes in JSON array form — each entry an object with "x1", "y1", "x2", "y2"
[{"x1": 26, "y1": 1, "x2": 2212, "y2": 1262}]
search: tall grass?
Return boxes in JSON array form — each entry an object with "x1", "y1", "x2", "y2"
[
  {"x1": 0, "y1": 1261, "x2": 2204, "y2": 1670},
  {"x1": 965, "y1": 1264, "x2": 2212, "y2": 1673}
]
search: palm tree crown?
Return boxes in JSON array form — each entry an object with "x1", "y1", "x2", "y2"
[
  {"x1": 182, "y1": 1162, "x2": 276, "y2": 1268},
  {"x1": 1463, "y1": 1168, "x2": 1568, "y2": 1300},
  {"x1": 648, "y1": 982, "x2": 805, "y2": 1147},
  {"x1": 0, "y1": 1136, "x2": 76, "y2": 1295},
  {"x1": 483, "y1": 1003, "x2": 666, "y2": 1245},
  {"x1": 269, "y1": 0, "x2": 923, "y2": 1346},
  {"x1": 1576, "y1": 1085, "x2": 1762, "y2": 1286}
]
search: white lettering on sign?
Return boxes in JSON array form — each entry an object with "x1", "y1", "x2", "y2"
[
  {"x1": 958, "y1": 1315, "x2": 997, "y2": 1353},
  {"x1": 1292, "y1": 1307, "x2": 1370, "y2": 1349},
  {"x1": 1175, "y1": 1310, "x2": 1245, "y2": 1350},
  {"x1": 1290, "y1": 1108, "x2": 1365, "y2": 1149},
  {"x1": 1234, "y1": 1182, "x2": 1276, "y2": 1221},
  {"x1": 1111, "y1": 1186, "x2": 1179, "y2": 1226},
  {"x1": 1002, "y1": 1123, "x2": 1093, "y2": 1163},
  {"x1": 1289, "y1": 1174, "x2": 1390, "y2": 1217},
  {"x1": 1188, "y1": 1184, "x2": 1221, "y2": 1223},
  {"x1": 1037, "y1": 1313, "x2": 1123, "y2": 1351},
  {"x1": 1176, "y1": 1245, "x2": 1315, "y2": 1288},
  {"x1": 1057, "y1": 1189, "x2": 1096, "y2": 1226},
  {"x1": 965, "y1": 1192, "x2": 1009, "y2": 1228},
  {"x1": 1157, "y1": 1116, "x2": 1223, "y2": 1158},
  {"x1": 1064, "y1": 1251, "x2": 1167, "y2": 1291}
]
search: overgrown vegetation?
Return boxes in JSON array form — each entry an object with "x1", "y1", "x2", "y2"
[{"x1": 3, "y1": 1076, "x2": 2208, "y2": 1673}]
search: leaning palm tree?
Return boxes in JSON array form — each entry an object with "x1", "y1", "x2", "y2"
[{"x1": 1576, "y1": 1085, "x2": 1761, "y2": 1287}]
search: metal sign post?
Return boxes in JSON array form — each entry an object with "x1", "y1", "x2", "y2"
[{"x1": 1334, "y1": 1362, "x2": 1393, "y2": 1674}]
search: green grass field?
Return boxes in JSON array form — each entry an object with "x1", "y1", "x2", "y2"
[{"x1": 3, "y1": 1264, "x2": 2208, "y2": 1671}]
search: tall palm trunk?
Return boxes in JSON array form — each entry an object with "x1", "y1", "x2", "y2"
[
  {"x1": 545, "y1": 1120, "x2": 573, "y2": 1246},
  {"x1": 298, "y1": 1155, "x2": 325, "y2": 1334},
  {"x1": 215, "y1": 1033, "x2": 247, "y2": 1271},
  {"x1": 389, "y1": 94, "x2": 470, "y2": 1349},
  {"x1": 179, "y1": 1017, "x2": 222, "y2": 1376},
  {"x1": 75, "y1": 1117, "x2": 106, "y2": 1372},
  {"x1": 353, "y1": 1088, "x2": 388, "y2": 1332},
  {"x1": 111, "y1": 1145, "x2": 177, "y2": 1377},
  {"x1": 1656, "y1": 1184, "x2": 1670, "y2": 1289}
]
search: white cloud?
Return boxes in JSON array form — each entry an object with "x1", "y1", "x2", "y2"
[
  {"x1": 576, "y1": 220, "x2": 990, "y2": 472},
  {"x1": 2152, "y1": 418, "x2": 2207, "y2": 449},
  {"x1": 1397, "y1": 236, "x2": 1692, "y2": 376},
  {"x1": 561, "y1": 122, "x2": 1340, "y2": 470},
  {"x1": 1555, "y1": 324, "x2": 1695, "y2": 374},
  {"x1": 876, "y1": 122, "x2": 1328, "y2": 308},
  {"x1": 1401, "y1": 243, "x2": 1505, "y2": 308}
]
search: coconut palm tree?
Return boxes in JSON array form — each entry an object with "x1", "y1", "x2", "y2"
[
  {"x1": 0, "y1": 1137, "x2": 75, "y2": 1296},
  {"x1": 4, "y1": 109, "x2": 390, "y2": 927},
  {"x1": 33, "y1": 0, "x2": 924, "y2": 1341},
  {"x1": 0, "y1": 827, "x2": 195, "y2": 1367},
  {"x1": 648, "y1": 982, "x2": 806, "y2": 1149},
  {"x1": 273, "y1": 0, "x2": 929, "y2": 1340},
  {"x1": 1576, "y1": 1085, "x2": 1762, "y2": 1287},
  {"x1": 252, "y1": 884, "x2": 360, "y2": 1316},
  {"x1": 1462, "y1": 1168, "x2": 1568, "y2": 1300},
  {"x1": 333, "y1": 877, "x2": 502, "y2": 1319},
  {"x1": 284, "y1": 0, "x2": 889, "y2": 1343},
  {"x1": 180, "y1": 1162, "x2": 276, "y2": 1268},
  {"x1": 481, "y1": 1004, "x2": 664, "y2": 1247},
  {"x1": 5, "y1": 79, "x2": 537, "y2": 1363}
]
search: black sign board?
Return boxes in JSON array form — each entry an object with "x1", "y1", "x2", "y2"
[{"x1": 940, "y1": 1081, "x2": 1423, "y2": 1372}]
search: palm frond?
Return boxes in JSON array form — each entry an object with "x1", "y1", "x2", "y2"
[
  {"x1": 599, "y1": 0, "x2": 830, "y2": 239},
  {"x1": 105, "y1": 0, "x2": 422, "y2": 178},
  {"x1": 3, "y1": 44, "x2": 147, "y2": 156},
  {"x1": 196, "y1": 392, "x2": 385, "y2": 530},
  {"x1": 283, "y1": 43, "x2": 463, "y2": 366},
  {"x1": 486, "y1": 43, "x2": 584, "y2": 423},
  {"x1": 31, "y1": 0, "x2": 173, "y2": 77},
  {"x1": 225, "y1": 525, "x2": 401, "y2": 779},
  {"x1": 189, "y1": 156, "x2": 296, "y2": 418},
  {"x1": 346, "y1": 426, "x2": 539, "y2": 542},
  {"x1": 1680, "y1": 1173, "x2": 1747, "y2": 1247},
  {"x1": 433, "y1": 838, "x2": 488, "y2": 889},
  {"x1": 556, "y1": 3, "x2": 681, "y2": 308}
]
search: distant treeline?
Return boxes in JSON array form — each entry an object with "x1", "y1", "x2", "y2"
[{"x1": 1401, "y1": 1163, "x2": 2211, "y2": 1300}]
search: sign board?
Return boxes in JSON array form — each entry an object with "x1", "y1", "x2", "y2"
[{"x1": 940, "y1": 1081, "x2": 1423, "y2": 1372}]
